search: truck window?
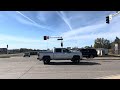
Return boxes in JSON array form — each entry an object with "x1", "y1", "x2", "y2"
[
  {"x1": 55, "y1": 49, "x2": 62, "y2": 53},
  {"x1": 63, "y1": 49, "x2": 70, "y2": 53}
]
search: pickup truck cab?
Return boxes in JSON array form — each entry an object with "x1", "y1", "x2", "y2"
[{"x1": 38, "y1": 48, "x2": 82, "y2": 64}]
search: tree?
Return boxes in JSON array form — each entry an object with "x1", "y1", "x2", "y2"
[
  {"x1": 114, "y1": 36, "x2": 120, "y2": 43},
  {"x1": 84, "y1": 46, "x2": 92, "y2": 48},
  {"x1": 110, "y1": 37, "x2": 120, "y2": 54},
  {"x1": 94, "y1": 38, "x2": 111, "y2": 49}
]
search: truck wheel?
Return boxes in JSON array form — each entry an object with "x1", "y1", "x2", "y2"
[
  {"x1": 72, "y1": 60, "x2": 80, "y2": 63},
  {"x1": 43, "y1": 57, "x2": 50, "y2": 64},
  {"x1": 86, "y1": 56, "x2": 89, "y2": 59},
  {"x1": 72, "y1": 56, "x2": 80, "y2": 63},
  {"x1": 90, "y1": 55, "x2": 94, "y2": 59}
]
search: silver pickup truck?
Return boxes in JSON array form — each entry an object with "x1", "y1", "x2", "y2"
[{"x1": 38, "y1": 48, "x2": 83, "y2": 64}]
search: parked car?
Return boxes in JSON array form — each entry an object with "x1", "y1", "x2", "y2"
[
  {"x1": 30, "y1": 51, "x2": 38, "y2": 55},
  {"x1": 79, "y1": 49, "x2": 98, "y2": 58},
  {"x1": 23, "y1": 52, "x2": 30, "y2": 57}
]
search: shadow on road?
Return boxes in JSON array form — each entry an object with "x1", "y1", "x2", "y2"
[{"x1": 48, "y1": 61, "x2": 101, "y2": 65}]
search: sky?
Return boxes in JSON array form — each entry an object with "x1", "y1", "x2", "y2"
[{"x1": 0, "y1": 11, "x2": 120, "y2": 50}]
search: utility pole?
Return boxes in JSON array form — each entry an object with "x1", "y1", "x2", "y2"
[{"x1": 7, "y1": 44, "x2": 8, "y2": 54}]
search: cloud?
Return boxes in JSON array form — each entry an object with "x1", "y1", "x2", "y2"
[
  {"x1": 0, "y1": 34, "x2": 65, "y2": 49},
  {"x1": 1, "y1": 11, "x2": 119, "y2": 49},
  {"x1": 36, "y1": 11, "x2": 49, "y2": 23},
  {"x1": 56, "y1": 11, "x2": 72, "y2": 30},
  {"x1": 15, "y1": 11, "x2": 56, "y2": 32},
  {"x1": 64, "y1": 32, "x2": 120, "y2": 41},
  {"x1": 0, "y1": 34, "x2": 40, "y2": 43},
  {"x1": 61, "y1": 22, "x2": 106, "y2": 39},
  {"x1": 0, "y1": 34, "x2": 62, "y2": 46},
  {"x1": 61, "y1": 13, "x2": 120, "y2": 44}
]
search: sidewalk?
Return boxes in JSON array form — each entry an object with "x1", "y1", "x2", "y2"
[{"x1": 93, "y1": 57, "x2": 120, "y2": 60}]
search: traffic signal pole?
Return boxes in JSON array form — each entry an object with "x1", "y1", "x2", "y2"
[{"x1": 112, "y1": 11, "x2": 120, "y2": 17}]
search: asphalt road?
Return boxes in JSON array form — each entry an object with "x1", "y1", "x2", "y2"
[{"x1": 0, "y1": 56, "x2": 120, "y2": 79}]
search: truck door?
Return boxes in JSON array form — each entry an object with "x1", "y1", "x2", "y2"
[
  {"x1": 54, "y1": 48, "x2": 65, "y2": 60},
  {"x1": 62, "y1": 49, "x2": 72, "y2": 59}
]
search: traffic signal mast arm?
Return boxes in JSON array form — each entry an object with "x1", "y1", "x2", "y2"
[
  {"x1": 49, "y1": 36, "x2": 63, "y2": 40},
  {"x1": 112, "y1": 11, "x2": 120, "y2": 17},
  {"x1": 106, "y1": 11, "x2": 120, "y2": 24},
  {"x1": 49, "y1": 36, "x2": 62, "y2": 38},
  {"x1": 44, "y1": 36, "x2": 63, "y2": 40}
]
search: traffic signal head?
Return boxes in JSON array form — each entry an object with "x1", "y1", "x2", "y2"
[
  {"x1": 43, "y1": 36, "x2": 49, "y2": 40},
  {"x1": 44, "y1": 36, "x2": 47, "y2": 40},
  {"x1": 106, "y1": 16, "x2": 110, "y2": 24},
  {"x1": 61, "y1": 42, "x2": 63, "y2": 47}
]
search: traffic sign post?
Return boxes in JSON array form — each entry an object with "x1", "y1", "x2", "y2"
[{"x1": 7, "y1": 45, "x2": 8, "y2": 54}]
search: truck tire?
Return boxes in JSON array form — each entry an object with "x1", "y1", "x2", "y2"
[
  {"x1": 72, "y1": 56, "x2": 80, "y2": 63},
  {"x1": 43, "y1": 57, "x2": 50, "y2": 64},
  {"x1": 86, "y1": 56, "x2": 89, "y2": 59},
  {"x1": 90, "y1": 55, "x2": 94, "y2": 59},
  {"x1": 72, "y1": 60, "x2": 80, "y2": 63}
]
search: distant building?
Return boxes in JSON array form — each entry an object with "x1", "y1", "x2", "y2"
[
  {"x1": 96, "y1": 48, "x2": 108, "y2": 56},
  {"x1": 0, "y1": 48, "x2": 7, "y2": 54},
  {"x1": 114, "y1": 43, "x2": 120, "y2": 54}
]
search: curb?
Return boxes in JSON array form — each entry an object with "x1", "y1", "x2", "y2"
[{"x1": 95, "y1": 74, "x2": 120, "y2": 79}]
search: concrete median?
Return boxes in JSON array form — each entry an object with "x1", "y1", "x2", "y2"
[{"x1": 93, "y1": 57, "x2": 120, "y2": 60}]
